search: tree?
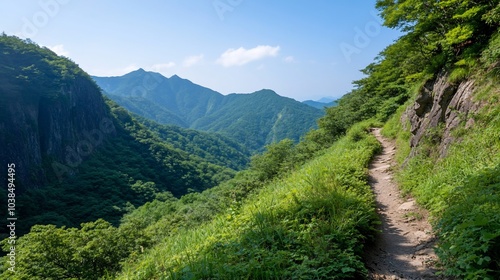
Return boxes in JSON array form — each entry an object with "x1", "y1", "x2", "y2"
[
  {"x1": 0, "y1": 219, "x2": 136, "y2": 279},
  {"x1": 376, "y1": 0, "x2": 499, "y2": 60},
  {"x1": 250, "y1": 139, "x2": 295, "y2": 181}
]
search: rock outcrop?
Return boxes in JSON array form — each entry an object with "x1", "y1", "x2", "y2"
[
  {"x1": 0, "y1": 37, "x2": 115, "y2": 191},
  {"x1": 0, "y1": 75, "x2": 114, "y2": 191},
  {"x1": 402, "y1": 71, "x2": 483, "y2": 158}
]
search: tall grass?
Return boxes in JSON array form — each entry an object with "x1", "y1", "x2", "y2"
[{"x1": 116, "y1": 122, "x2": 381, "y2": 279}]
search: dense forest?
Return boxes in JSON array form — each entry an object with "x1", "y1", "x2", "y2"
[{"x1": 1, "y1": 0, "x2": 500, "y2": 279}]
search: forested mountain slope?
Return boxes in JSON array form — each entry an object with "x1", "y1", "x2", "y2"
[
  {"x1": 191, "y1": 89, "x2": 323, "y2": 149},
  {"x1": 93, "y1": 71, "x2": 324, "y2": 151},
  {"x1": 135, "y1": 116, "x2": 251, "y2": 171},
  {"x1": 0, "y1": 35, "x2": 249, "y2": 236}
]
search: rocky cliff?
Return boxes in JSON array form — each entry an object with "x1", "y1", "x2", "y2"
[
  {"x1": 0, "y1": 36, "x2": 114, "y2": 191},
  {"x1": 402, "y1": 71, "x2": 484, "y2": 159}
]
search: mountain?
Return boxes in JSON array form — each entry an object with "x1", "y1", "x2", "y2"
[
  {"x1": 0, "y1": 35, "x2": 249, "y2": 234},
  {"x1": 92, "y1": 71, "x2": 324, "y2": 151},
  {"x1": 191, "y1": 89, "x2": 325, "y2": 150},
  {"x1": 93, "y1": 70, "x2": 223, "y2": 125},
  {"x1": 302, "y1": 98, "x2": 338, "y2": 109}
]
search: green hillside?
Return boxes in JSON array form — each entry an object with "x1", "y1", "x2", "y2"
[
  {"x1": 93, "y1": 72, "x2": 324, "y2": 152},
  {"x1": 2, "y1": 122, "x2": 382, "y2": 279},
  {"x1": 115, "y1": 125, "x2": 380, "y2": 279}
]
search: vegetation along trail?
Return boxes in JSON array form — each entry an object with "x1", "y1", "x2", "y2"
[{"x1": 365, "y1": 128, "x2": 438, "y2": 279}]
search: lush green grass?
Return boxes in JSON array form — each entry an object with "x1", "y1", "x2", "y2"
[
  {"x1": 115, "y1": 123, "x2": 381, "y2": 279},
  {"x1": 382, "y1": 77, "x2": 500, "y2": 279}
]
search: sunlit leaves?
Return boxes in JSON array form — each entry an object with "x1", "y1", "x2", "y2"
[{"x1": 445, "y1": 24, "x2": 475, "y2": 46}]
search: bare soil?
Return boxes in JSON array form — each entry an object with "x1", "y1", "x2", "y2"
[{"x1": 364, "y1": 128, "x2": 439, "y2": 280}]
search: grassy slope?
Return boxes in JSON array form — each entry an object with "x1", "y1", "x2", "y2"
[
  {"x1": 382, "y1": 77, "x2": 500, "y2": 279},
  {"x1": 116, "y1": 123, "x2": 381, "y2": 279}
]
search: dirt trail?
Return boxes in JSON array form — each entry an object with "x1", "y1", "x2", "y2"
[{"x1": 365, "y1": 128, "x2": 439, "y2": 280}]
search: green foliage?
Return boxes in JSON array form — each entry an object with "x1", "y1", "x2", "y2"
[
  {"x1": 0, "y1": 35, "x2": 250, "y2": 236},
  {"x1": 374, "y1": 0, "x2": 499, "y2": 87},
  {"x1": 131, "y1": 180, "x2": 159, "y2": 201},
  {"x1": 480, "y1": 31, "x2": 500, "y2": 75},
  {"x1": 121, "y1": 135, "x2": 320, "y2": 247},
  {"x1": 436, "y1": 167, "x2": 500, "y2": 279},
  {"x1": 369, "y1": 2, "x2": 500, "y2": 277},
  {"x1": 0, "y1": 219, "x2": 143, "y2": 280},
  {"x1": 115, "y1": 126, "x2": 380, "y2": 279},
  {"x1": 1, "y1": 124, "x2": 325, "y2": 279},
  {"x1": 250, "y1": 139, "x2": 295, "y2": 181},
  {"x1": 449, "y1": 57, "x2": 477, "y2": 82},
  {"x1": 0, "y1": 34, "x2": 85, "y2": 96}
]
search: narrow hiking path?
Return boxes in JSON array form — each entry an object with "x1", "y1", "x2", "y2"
[{"x1": 365, "y1": 128, "x2": 439, "y2": 280}]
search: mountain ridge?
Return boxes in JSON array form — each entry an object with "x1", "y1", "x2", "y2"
[{"x1": 93, "y1": 70, "x2": 324, "y2": 151}]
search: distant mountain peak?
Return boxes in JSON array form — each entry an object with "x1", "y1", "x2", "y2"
[
  {"x1": 122, "y1": 69, "x2": 167, "y2": 82},
  {"x1": 254, "y1": 89, "x2": 278, "y2": 95},
  {"x1": 317, "y1": 97, "x2": 335, "y2": 103},
  {"x1": 122, "y1": 68, "x2": 149, "y2": 77}
]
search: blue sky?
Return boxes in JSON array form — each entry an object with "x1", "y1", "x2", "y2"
[{"x1": 1, "y1": 0, "x2": 401, "y2": 101}]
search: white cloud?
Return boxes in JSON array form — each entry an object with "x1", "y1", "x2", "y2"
[
  {"x1": 48, "y1": 44, "x2": 69, "y2": 57},
  {"x1": 183, "y1": 54, "x2": 204, "y2": 67},
  {"x1": 284, "y1": 56, "x2": 295, "y2": 63},
  {"x1": 216, "y1": 45, "x2": 280, "y2": 67},
  {"x1": 151, "y1": 62, "x2": 176, "y2": 72}
]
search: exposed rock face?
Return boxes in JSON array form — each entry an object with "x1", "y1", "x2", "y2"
[
  {"x1": 403, "y1": 71, "x2": 482, "y2": 158},
  {"x1": 0, "y1": 76, "x2": 114, "y2": 191}
]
